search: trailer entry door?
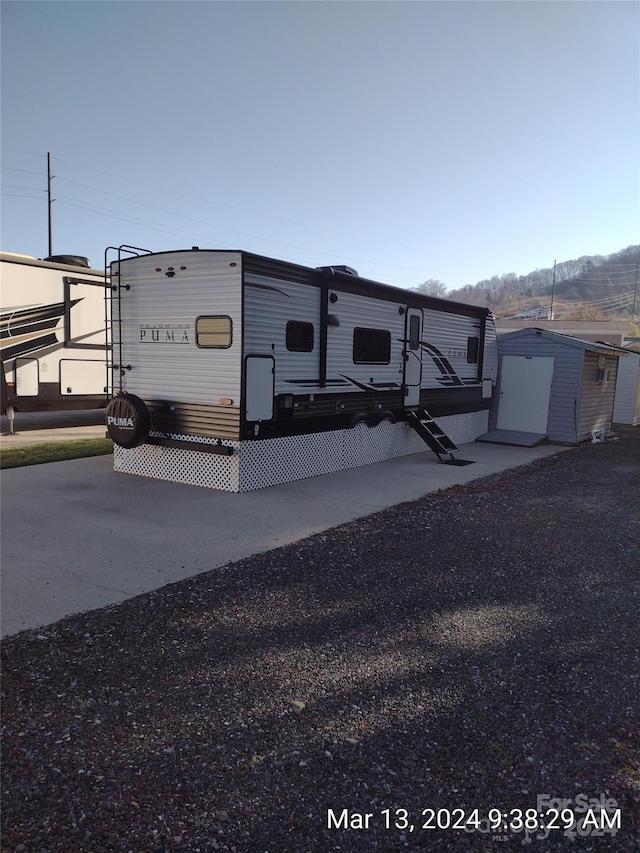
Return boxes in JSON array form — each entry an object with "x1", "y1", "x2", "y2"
[
  {"x1": 403, "y1": 308, "x2": 423, "y2": 407},
  {"x1": 245, "y1": 355, "x2": 274, "y2": 421}
]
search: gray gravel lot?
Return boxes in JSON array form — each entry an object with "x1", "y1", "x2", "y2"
[{"x1": 2, "y1": 429, "x2": 639, "y2": 852}]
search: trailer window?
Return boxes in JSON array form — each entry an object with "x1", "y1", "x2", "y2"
[
  {"x1": 286, "y1": 320, "x2": 314, "y2": 352},
  {"x1": 196, "y1": 316, "x2": 232, "y2": 348},
  {"x1": 353, "y1": 328, "x2": 391, "y2": 364},
  {"x1": 467, "y1": 336, "x2": 479, "y2": 364},
  {"x1": 409, "y1": 314, "x2": 421, "y2": 350}
]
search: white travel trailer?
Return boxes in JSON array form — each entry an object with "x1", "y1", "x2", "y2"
[
  {"x1": 106, "y1": 248, "x2": 498, "y2": 491},
  {"x1": 1, "y1": 252, "x2": 109, "y2": 415}
]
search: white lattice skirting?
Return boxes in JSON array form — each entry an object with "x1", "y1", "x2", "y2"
[{"x1": 113, "y1": 410, "x2": 488, "y2": 492}]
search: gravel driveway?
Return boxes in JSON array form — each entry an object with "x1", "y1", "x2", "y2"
[{"x1": 2, "y1": 429, "x2": 639, "y2": 852}]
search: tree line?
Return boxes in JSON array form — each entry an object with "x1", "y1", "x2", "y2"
[{"x1": 415, "y1": 245, "x2": 640, "y2": 319}]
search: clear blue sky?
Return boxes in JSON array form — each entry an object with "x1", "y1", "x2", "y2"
[{"x1": 1, "y1": 0, "x2": 638, "y2": 290}]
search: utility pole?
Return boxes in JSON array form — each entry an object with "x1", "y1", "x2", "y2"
[
  {"x1": 47, "y1": 152, "x2": 54, "y2": 256},
  {"x1": 633, "y1": 262, "x2": 638, "y2": 318},
  {"x1": 549, "y1": 259, "x2": 556, "y2": 320}
]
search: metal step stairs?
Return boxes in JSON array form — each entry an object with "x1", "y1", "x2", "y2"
[{"x1": 405, "y1": 408, "x2": 459, "y2": 462}]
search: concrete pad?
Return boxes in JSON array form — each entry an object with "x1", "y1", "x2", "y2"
[
  {"x1": 0, "y1": 408, "x2": 105, "y2": 437},
  {"x1": 0, "y1": 425, "x2": 108, "y2": 447},
  {"x1": 0, "y1": 441, "x2": 568, "y2": 637},
  {"x1": 477, "y1": 429, "x2": 548, "y2": 446}
]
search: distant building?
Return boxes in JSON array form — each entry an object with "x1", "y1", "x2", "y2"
[
  {"x1": 514, "y1": 303, "x2": 551, "y2": 320},
  {"x1": 495, "y1": 319, "x2": 630, "y2": 347}
]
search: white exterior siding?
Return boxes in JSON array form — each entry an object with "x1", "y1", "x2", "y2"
[
  {"x1": 325, "y1": 290, "x2": 405, "y2": 390},
  {"x1": 244, "y1": 278, "x2": 497, "y2": 396},
  {"x1": 482, "y1": 314, "x2": 499, "y2": 383},
  {"x1": 613, "y1": 351, "x2": 640, "y2": 426},
  {"x1": 243, "y1": 275, "x2": 322, "y2": 395},
  {"x1": 421, "y1": 308, "x2": 484, "y2": 387},
  {"x1": 113, "y1": 251, "x2": 242, "y2": 405}
]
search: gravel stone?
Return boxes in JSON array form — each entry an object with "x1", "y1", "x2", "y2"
[{"x1": 2, "y1": 429, "x2": 639, "y2": 851}]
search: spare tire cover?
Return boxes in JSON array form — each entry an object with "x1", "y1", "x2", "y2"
[{"x1": 106, "y1": 394, "x2": 151, "y2": 448}]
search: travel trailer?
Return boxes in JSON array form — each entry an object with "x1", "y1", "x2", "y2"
[
  {"x1": 106, "y1": 247, "x2": 499, "y2": 491},
  {"x1": 1, "y1": 252, "x2": 109, "y2": 415}
]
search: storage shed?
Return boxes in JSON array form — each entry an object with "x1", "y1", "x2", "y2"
[{"x1": 480, "y1": 328, "x2": 624, "y2": 445}]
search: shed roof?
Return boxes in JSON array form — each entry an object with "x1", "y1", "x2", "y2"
[
  {"x1": 500, "y1": 327, "x2": 625, "y2": 357},
  {"x1": 593, "y1": 340, "x2": 634, "y2": 356}
]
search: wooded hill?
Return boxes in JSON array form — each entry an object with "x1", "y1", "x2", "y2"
[{"x1": 445, "y1": 245, "x2": 640, "y2": 321}]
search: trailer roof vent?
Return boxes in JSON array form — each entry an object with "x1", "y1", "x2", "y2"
[
  {"x1": 316, "y1": 265, "x2": 359, "y2": 277},
  {"x1": 44, "y1": 254, "x2": 91, "y2": 268}
]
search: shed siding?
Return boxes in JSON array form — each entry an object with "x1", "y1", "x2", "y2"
[
  {"x1": 613, "y1": 352, "x2": 640, "y2": 426},
  {"x1": 577, "y1": 353, "x2": 618, "y2": 440},
  {"x1": 546, "y1": 347, "x2": 582, "y2": 444}
]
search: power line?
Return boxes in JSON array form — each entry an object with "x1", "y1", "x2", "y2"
[
  {"x1": 1, "y1": 166, "x2": 46, "y2": 177},
  {"x1": 55, "y1": 196, "x2": 227, "y2": 243},
  {"x1": 4, "y1": 149, "x2": 639, "y2": 287},
  {"x1": 0, "y1": 192, "x2": 46, "y2": 200},
  {"x1": 1, "y1": 183, "x2": 43, "y2": 191},
  {"x1": 54, "y1": 176, "x2": 452, "y2": 276},
  {"x1": 52, "y1": 189, "x2": 438, "y2": 282},
  {"x1": 12, "y1": 154, "x2": 488, "y2": 278}
]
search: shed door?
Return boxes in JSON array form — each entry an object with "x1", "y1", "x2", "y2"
[
  {"x1": 497, "y1": 356, "x2": 554, "y2": 433},
  {"x1": 245, "y1": 355, "x2": 274, "y2": 421}
]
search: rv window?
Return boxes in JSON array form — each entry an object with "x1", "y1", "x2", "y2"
[
  {"x1": 286, "y1": 320, "x2": 314, "y2": 352},
  {"x1": 353, "y1": 328, "x2": 391, "y2": 364},
  {"x1": 466, "y1": 336, "x2": 479, "y2": 364},
  {"x1": 196, "y1": 316, "x2": 232, "y2": 348},
  {"x1": 409, "y1": 314, "x2": 421, "y2": 350}
]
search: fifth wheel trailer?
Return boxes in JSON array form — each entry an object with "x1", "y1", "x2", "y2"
[
  {"x1": 106, "y1": 248, "x2": 499, "y2": 491},
  {"x1": 1, "y1": 252, "x2": 109, "y2": 415}
]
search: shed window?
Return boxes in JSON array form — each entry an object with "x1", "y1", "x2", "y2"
[
  {"x1": 286, "y1": 320, "x2": 314, "y2": 352},
  {"x1": 353, "y1": 327, "x2": 391, "y2": 364},
  {"x1": 467, "y1": 336, "x2": 479, "y2": 364},
  {"x1": 196, "y1": 316, "x2": 232, "y2": 348}
]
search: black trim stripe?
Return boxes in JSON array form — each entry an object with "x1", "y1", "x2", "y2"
[
  {"x1": 2, "y1": 333, "x2": 59, "y2": 361},
  {"x1": 147, "y1": 437, "x2": 234, "y2": 455},
  {"x1": 137, "y1": 386, "x2": 488, "y2": 444}
]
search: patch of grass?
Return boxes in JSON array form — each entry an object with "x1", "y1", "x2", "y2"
[{"x1": 0, "y1": 438, "x2": 113, "y2": 469}]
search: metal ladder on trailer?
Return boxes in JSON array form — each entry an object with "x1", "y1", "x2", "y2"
[
  {"x1": 404, "y1": 408, "x2": 459, "y2": 463},
  {"x1": 104, "y1": 245, "x2": 151, "y2": 396}
]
